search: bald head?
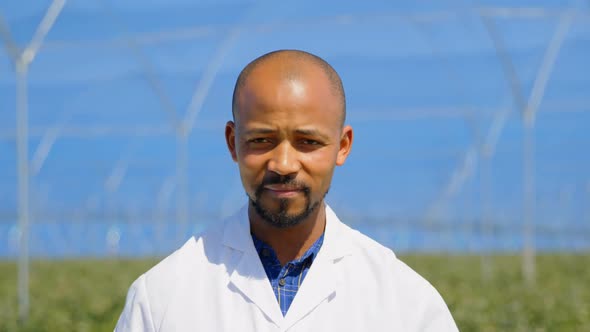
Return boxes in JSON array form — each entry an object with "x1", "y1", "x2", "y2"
[{"x1": 232, "y1": 50, "x2": 346, "y2": 126}]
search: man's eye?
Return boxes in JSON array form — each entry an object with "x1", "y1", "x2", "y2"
[
  {"x1": 249, "y1": 138, "x2": 270, "y2": 144},
  {"x1": 302, "y1": 139, "x2": 321, "y2": 145}
]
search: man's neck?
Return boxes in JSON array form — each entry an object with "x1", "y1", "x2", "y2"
[{"x1": 249, "y1": 202, "x2": 326, "y2": 266}]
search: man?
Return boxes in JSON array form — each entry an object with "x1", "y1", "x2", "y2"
[{"x1": 115, "y1": 50, "x2": 458, "y2": 331}]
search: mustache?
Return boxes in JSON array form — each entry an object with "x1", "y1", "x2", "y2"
[{"x1": 258, "y1": 174, "x2": 310, "y2": 193}]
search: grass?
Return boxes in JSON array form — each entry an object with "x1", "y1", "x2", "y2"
[
  {"x1": 0, "y1": 259, "x2": 158, "y2": 332},
  {"x1": 403, "y1": 254, "x2": 590, "y2": 332},
  {"x1": 0, "y1": 254, "x2": 589, "y2": 331}
]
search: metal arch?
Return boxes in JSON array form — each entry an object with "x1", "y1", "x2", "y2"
[
  {"x1": 478, "y1": 9, "x2": 574, "y2": 285},
  {"x1": 27, "y1": 0, "x2": 188, "y2": 191},
  {"x1": 72, "y1": 0, "x2": 184, "y2": 225},
  {"x1": 104, "y1": 141, "x2": 141, "y2": 194},
  {"x1": 405, "y1": 3, "x2": 498, "y2": 272},
  {"x1": 404, "y1": 7, "x2": 485, "y2": 226},
  {"x1": 34, "y1": 8, "x2": 580, "y2": 237},
  {"x1": 74, "y1": 1, "x2": 241, "y2": 235},
  {"x1": 28, "y1": 83, "x2": 119, "y2": 176},
  {"x1": 0, "y1": 0, "x2": 67, "y2": 322},
  {"x1": 423, "y1": 8, "x2": 575, "y2": 218},
  {"x1": 29, "y1": 110, "x2": 75, "y2": 176},
  {"x1": 97, "y1": 0, "x2": 180, "y2": 132},
  {"x1": 0, "y1": 2, "x2": 585, "y2": 253},
  {"x1": 0, "y1": 15, "x2": 21, "y2": 61},
  {"x1": 524, "y1": 11, "x2": 576, "y2": 126},
  {"x1": 420, "y1": 6, "x2": 577, "y2": 282},
  {"x1": 77, "y1": 139, "x2": 145, "y2": 240},
  {"x1": 180, "y1": 27, "x2": 241, "y2": 138},
  {"x1": 34, "y1": 8, "x2": 590, "y2": 51},
  {"x1": 426, "y1": 7, "x2": 524, "y2": 226},
  {"x1": 521, "y1": 10, "x2": 575, "y2": 285},
  {"x1": 421, "y1": 1, "x2": 528, "y2": 260},
  {"x1": 20, "y1": 0, "x2": 66, "y2": 65},
  {"x1": 66, "y1": 7, "x2": 243, "y2": 244},
  {"x1": 175, "y1": 0, "x2": 265, "y2": 234},
  {"x1": 175, "y1": 26, "x2": 241, "y2": 240}
]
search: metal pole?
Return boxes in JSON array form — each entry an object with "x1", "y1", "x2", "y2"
[
  {"x1": 155, "y1": 176, "x2": 175, "y2": 253},
  {"x1": 520, "y1": 10, "x2": 573, "y2": 285},
  {"x1": 522, "y1": 123, "x2": 535, "y2": 285},
  {"x1": 5, "y1": 1, "x2": 68, "y2": 322},
  {"x1": 173, "y1": 28, "x2": 240, "y2": 243},
  {"x1": 480, "y1": 148, "x2": 493, "y2": 281},
  {"x1": 176, "y1": 133, "x2": 189, "y2": 244},
  {"x1": 16, "y1": 59, "x2": 30, "y2": 322},
  {"x1": 482, "y1": 9, "x2": 573, "y2": 285}
]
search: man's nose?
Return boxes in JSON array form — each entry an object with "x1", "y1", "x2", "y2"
[{"x1": 267, "y1": 141, "x2": 301, "y2": 176}]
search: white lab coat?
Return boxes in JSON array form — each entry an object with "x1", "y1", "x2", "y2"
[{"x1": 115, "y1": 205, "x2": 458, "y2": 331}]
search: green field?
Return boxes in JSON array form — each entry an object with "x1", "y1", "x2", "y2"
[{"x1": 1, "y1": 254, "x2": 589, "y2": 331}]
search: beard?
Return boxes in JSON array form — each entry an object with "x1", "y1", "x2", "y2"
[{"x1": 248, "y1": 174, "x2": 327, "y2": 228}]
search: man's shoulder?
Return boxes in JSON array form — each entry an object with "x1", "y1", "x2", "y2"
[
  {"x1": 129, "y1": 220, "x2": 227, "y2": 315},
  {"x1": 339, "y1": 221, "x2": 398, "y2": 261},
  {"x1": 142, "y1": 220, "x2": 226, "y2": 285},
  {"x1": 143, "y1": 237, "x2": 197, "y2": 285},
  {"x1": 339, "y1": 220, "x2": 441, "y2": 295},
  {"x1": 115, "y1": 220, "x2": 231, "y2": 330},
  {"x1": 337, "y1": 220, "x2": 457, "y2": 330}
]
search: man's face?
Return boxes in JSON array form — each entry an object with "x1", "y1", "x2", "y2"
[{"x1": 226, "y1": 62, "x2": 352, "y2": 228}]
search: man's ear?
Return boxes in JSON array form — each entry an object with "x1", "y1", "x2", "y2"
[
  {"x1": 225, "y1": 121, "x2": 238, "y2": 162},
  {"x1": 336, "y1": 125, "x2": 353, "y2": 166}
]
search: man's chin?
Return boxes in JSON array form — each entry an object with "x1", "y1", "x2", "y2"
[
  {"x1": 250, "y1": 199, "x2": 313, "y2": 228},
  {"x1": 259, "y1": 194, "x2": 303, "y2": 210},
  {"x1": 259, "y1": 203, "x2": 307, "y2": 219}
]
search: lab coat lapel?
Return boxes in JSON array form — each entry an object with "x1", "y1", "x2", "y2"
[
  {"x1": 282, "y1": 205, "x2": 353, "y2": 330},
  {"x1": 281, "y1": 253, "x2": 336, "y2": 330},
  {"x1": 223, "y1": 207, "x2": 284, "y2": 326}
]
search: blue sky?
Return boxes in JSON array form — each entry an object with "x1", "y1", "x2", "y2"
[{"x1": 1, "y1": 1, "x2": 589, "y2": 244}]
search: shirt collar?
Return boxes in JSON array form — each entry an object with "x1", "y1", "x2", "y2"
[
  {"x1": 251, "y1": 231, "x2": 325, "y2": 266},
  {"x1": 222, "y1": 203, "x2": 354, "y2": 261}
]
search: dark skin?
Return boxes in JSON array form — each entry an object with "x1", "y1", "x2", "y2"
[{"x1": 226, "y1": 53, "x2": 353, "y2": 265}]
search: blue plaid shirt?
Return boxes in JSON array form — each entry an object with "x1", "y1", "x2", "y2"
[{"x1": 251, "y1": 233, "x2": 325, "y2": 316}]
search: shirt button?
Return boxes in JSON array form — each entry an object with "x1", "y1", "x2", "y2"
[
  {"x1": 261, "y1": 248, "x2": 270, "y2": 257},
  {"x1": 279, "y1": 278, "x2": 286, "y2": 286}
]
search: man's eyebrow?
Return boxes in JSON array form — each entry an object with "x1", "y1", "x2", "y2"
[
  {"x1": 295, "y1": 128, "x2": 330, "y2": 139},
  {"x1": 243, "y1": 128, "x2": 276, "y2": 135}
]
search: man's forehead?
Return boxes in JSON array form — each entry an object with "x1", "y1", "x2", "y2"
[
  {"x1": 232, "y1": 50, "x2": 346, "y2": 126},
  {"x1": 244, "y1": 57, "x2": 325, "y2": 87},
  {"x1": 237, "y1": 107, "x2": 337, "y2": 128},
  {"x1": 235, "y1": 99, "x2": 341, "y2": 131},
  {"x1": 238, "y1": 68, "x2": 337, "y2": 110}
]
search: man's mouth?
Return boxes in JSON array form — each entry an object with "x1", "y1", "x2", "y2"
[{"x1": 263, "y1": 185, "x2": 304, "y2": 198}]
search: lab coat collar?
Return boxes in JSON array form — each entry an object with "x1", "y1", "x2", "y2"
[
  {"x1": 221, "y1": 203, "x2": 354, "y2": 259},
  {"x1": 221, "y1": 203, "x2": 354, "y2": 329}
]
